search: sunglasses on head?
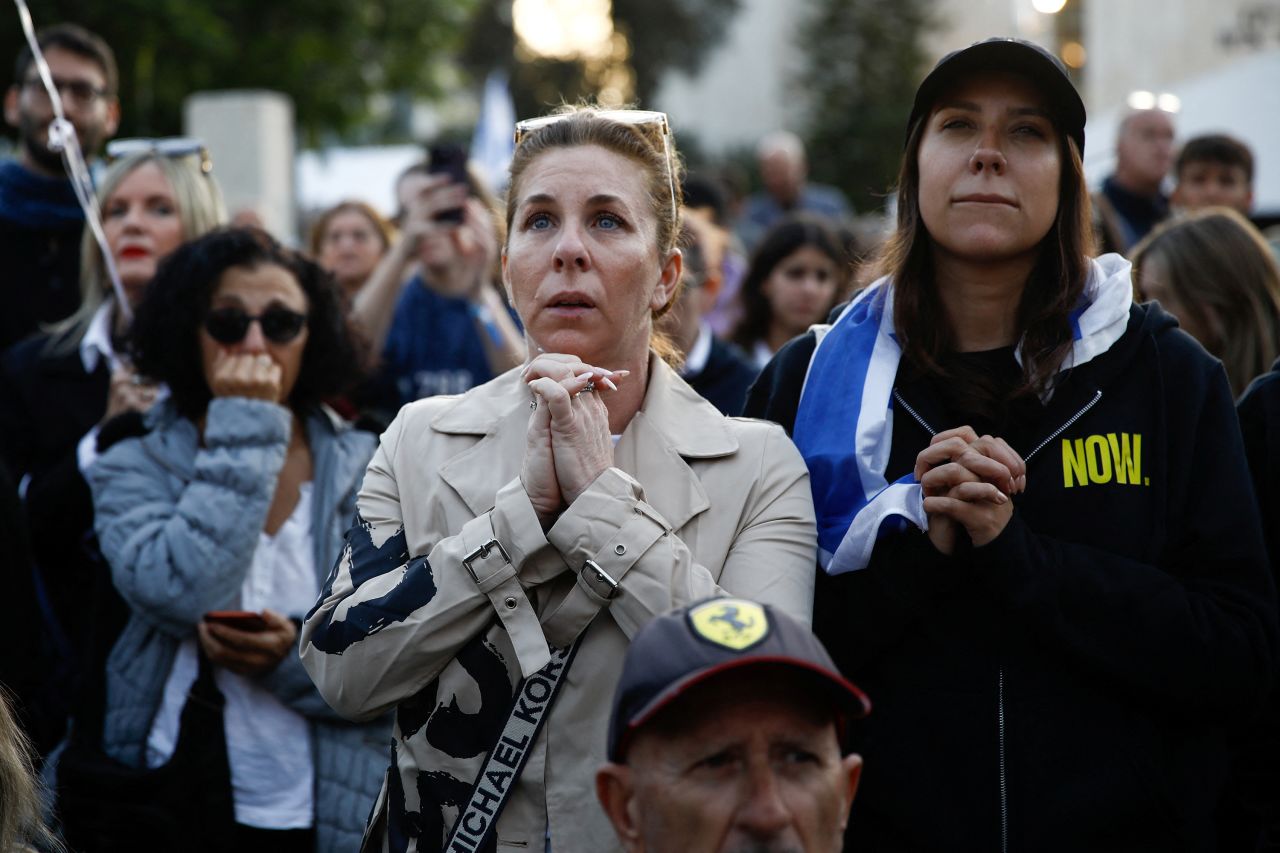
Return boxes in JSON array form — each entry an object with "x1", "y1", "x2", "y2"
[
  {"x1": 513, "y1": 109, "x2": 678, "y2": 222},
  {"x1": 106, "y1": 137, "x2": 213, "y2": 175},
  {"x1": 203, "y1": 306, "x2": 307, "y2": 345}
]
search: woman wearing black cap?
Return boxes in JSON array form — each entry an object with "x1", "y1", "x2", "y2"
[{"x1": 746, "y1": 38, "x2": 1275, "y2": 851}]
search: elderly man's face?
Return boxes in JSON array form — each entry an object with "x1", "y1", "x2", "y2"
[
  {"x1": 760, "y1": 150, "x2": 805, "y2": 205},
  {"x1": 597, "y1": 670, "x2": 861, "y2": 853},
  {"x1": 1116, "y1": 109, "x2": 1175, "y2": 191}
]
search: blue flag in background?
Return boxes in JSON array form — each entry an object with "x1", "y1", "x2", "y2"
[{"x1": 470, "y1": 71, "x2": 516, "y2": 196}]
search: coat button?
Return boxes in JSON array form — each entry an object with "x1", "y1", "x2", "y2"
[
  {"x1": 614, "y1": 544, "x2": 626, "y2": 555},
  {"x1": 504, "y1": 596, "x2": 518, "y2": 609}
]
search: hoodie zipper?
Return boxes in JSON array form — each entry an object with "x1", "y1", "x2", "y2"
[
  {"x1": 893, "y1": 388, "x2": 937, "y2": 436},
  {"x1": 1023, "y1": 389, "x2": 1102, "y2": 463},
  {"x1": 999, "y1": 667, "x2": 1008, "y2": 853},
  {"x1": 893, "y1": 387, "x2": 1102, "y2": 853}
]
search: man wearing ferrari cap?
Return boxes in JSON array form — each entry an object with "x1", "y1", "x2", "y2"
[{"x1": 596, "y1": 597, "x2": 869, "y2": 853}]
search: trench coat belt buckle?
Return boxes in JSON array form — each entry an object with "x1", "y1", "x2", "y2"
[
  {"x1": 463, "y1": 539, "x2": 513, "y2": 586},
  {"x1": 580, "y1": 559, "x2": 620, "y2": 600}
]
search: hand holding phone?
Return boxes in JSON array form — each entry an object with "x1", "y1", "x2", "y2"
[
  {"x1": 427, "y1": 143, "x2": 470, "y2": 224},
  {"x1": 203, "y1": 610, "x2": 270, "y2": 633}
]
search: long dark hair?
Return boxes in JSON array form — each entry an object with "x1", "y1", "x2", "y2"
[
  {"x1": 130, "y1": 227, "x2": 363, "y2": 421},
  {"x1": 869, "y1": 106, "x2": 1095, "y2": 413},
  {"x1": 730, "y1": 214, "x2": 851, "y2": 353}
]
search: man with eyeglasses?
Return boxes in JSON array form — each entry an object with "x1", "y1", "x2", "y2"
[{"x1": 1, "y1": 23, "x2": 120, "y2": 351}]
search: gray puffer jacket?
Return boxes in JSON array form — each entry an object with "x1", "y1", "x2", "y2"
[{"x1": 88, "y1": 396, "x2": 388, "y2": 851}]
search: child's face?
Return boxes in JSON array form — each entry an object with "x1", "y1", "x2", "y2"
[{"x1": 1173, "y1": 161, "x2": 1253, "y2": 214}]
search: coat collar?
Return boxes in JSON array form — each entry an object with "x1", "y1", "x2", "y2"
[{"x1": 434, "y1": 356, "x2": 740, "y2": 529}]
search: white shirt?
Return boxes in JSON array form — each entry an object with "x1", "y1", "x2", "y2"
[
  {"x1": 75, "y1": 301, "x2": 123, "y2": 475},
  {"x1": 680, "y1": 322, "x2": 714, "y2": 378},
  {"x1": 146, "y1": 483, "x2": 319, "y2": 829},
  {"x1": 751, "y1": 340, "x2": 775, "y2": 370},
  {"x1": 75, "y1": 299, "x2": 169, "y2": 474}
]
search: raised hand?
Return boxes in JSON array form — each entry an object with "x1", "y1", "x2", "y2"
[
  {"x1": 208, "y1": 351, "x2": 282, "y2": 402},
  {"x1": 103, "y1": 365, "x2": 161, "y2": 423}
]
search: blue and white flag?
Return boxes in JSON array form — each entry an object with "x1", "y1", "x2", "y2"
[
  {"x1": 470, "y1": 70, "x2": 516, "y2": 196},
  {"x1": 793, "y1": 254, "x2": 1133, "y2": 576}
]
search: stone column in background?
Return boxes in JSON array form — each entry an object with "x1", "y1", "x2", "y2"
[{"x1": 185, "y1": 91, "x2": 296, "y2": 244}]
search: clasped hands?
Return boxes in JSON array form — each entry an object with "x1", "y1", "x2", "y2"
[
  {"x1": 914, "y1": 426, "x2": 1026, "y2": 555},
  {"x1": 521, "y1": 353, "x2": 628, "y2": 529}
]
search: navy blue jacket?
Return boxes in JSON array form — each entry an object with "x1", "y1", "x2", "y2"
[{"x1": 746, "y1": 301, "x2": 1277, "y2": 852}]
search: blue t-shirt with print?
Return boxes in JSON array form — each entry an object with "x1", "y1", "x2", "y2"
[{"x1": 380, "y1": 275, "x2": 519, "y2": 407}]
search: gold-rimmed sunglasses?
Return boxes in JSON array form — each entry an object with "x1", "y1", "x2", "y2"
[
  {"x1": 105, "y1": 136, "x2": 213, "y2": 175},
  {"x1": 513, "y1": 109, "x2": 677, "y2": 222}
]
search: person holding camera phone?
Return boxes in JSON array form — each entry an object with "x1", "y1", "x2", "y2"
[
  {"x1": 347, "y1": 149, "x2": 525, "y2": 419},
  {"x1": 81, "y1": 228, "x2": 388, "y2": 851}
]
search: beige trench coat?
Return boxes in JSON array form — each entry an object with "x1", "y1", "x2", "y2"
[{"x1": 300, "y1": 356, "x2": 816, "y2": 852}]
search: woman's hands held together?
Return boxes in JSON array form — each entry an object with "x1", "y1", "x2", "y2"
[
  {"x1": 521, "y1": 353, "x2": 627, "y2": 529},
  {"x1": 103, "y1": 365, "x2": 162, "y2": 424},
  {"x1": 914, "y1": 426, "x2": 1026, "y2": 554},
  {"x1": 197, "y1": 609, "x2": 296, "y2": 677}
]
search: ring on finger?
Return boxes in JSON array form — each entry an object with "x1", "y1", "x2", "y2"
[{"x1": 575, "y1": 381, "x2": 596, "y2": 399}]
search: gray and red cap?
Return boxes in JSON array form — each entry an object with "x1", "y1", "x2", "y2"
[{"x1": 606, "y1": 597, "x2": 871, "y2": 762}]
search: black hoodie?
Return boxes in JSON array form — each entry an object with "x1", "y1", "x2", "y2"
[{"x1": 746, "y1": 301, "x2": 1277, "y2": 852}]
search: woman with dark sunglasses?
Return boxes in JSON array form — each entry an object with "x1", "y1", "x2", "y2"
[
  {"x1": 80, "y1": 227, "x2": 388, "y2": 851},
  {"x1": 300, "y1": 107, "x2": 817, "y2": 852}
]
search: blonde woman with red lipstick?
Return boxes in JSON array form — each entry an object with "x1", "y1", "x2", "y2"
[
  {"x1": 302, "y1": 107, "x2": 818, "y2": 852},
  {"x1": 0, "y1": 144, "x2": 225, "y2": 756}
]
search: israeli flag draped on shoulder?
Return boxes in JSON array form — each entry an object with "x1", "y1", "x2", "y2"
[{"x1": 793, "y1": 253, "x2": 1133, "y2": 576}]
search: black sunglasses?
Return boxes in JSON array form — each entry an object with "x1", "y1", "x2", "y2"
[{"x1": 204, "y1": 306, "x2": 307, "y2": 345}]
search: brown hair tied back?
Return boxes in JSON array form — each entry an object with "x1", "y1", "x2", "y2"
[{"x1": 505, "y1": 106, "x2": 687, "y2": 364}]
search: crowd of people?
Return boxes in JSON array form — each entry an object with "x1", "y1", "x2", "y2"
[{"x1": 1, "y1": 20, "x2": 1279, "y2": 853}]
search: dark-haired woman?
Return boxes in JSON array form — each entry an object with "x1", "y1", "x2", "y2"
[
  {"x1": 746, "y1": 38, "x2": 1275, "y2": 851},
  {"x1": 86, "y1": 228, "x2": 388, "y2": 851},
  {"x1": 729, "y1": 214, "x2": 849, "y2": 367}
]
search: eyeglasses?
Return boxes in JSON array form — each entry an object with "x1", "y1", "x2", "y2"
[
  {"x1": 105, "y1": 137, "x2": 213, "y2": 175},
  {"x1": 23, "y1": 76, "x2": 108, "y2": 107},
  {"x1": 513, "y1": 109, "x2": 678, "y2": 222},
  {"x1": 203, "y1": 306, "x2": 308, "y2": 345}
]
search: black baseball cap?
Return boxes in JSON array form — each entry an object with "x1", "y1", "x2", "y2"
[
  {"x1": 907, "y1": 37, "x2": 1087, "y2": 154},
  {"x1": 607, "y1": 598, "x2": 871, "y2": 762}
]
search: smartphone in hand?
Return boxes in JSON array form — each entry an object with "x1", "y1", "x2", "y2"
[
  {"x1": 203, "y1": 610, "x2": 270, "y2": 633},
  {"x1": 427, "y1": 143, "x2": 469, "y2": 224}
]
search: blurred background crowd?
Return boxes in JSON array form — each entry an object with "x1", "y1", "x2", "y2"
[{"x1": 2, "y1": 0, "x2": 1280, "y2": 849}]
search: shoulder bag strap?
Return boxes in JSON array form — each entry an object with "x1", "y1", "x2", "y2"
[{"x1": 442, "y1": 631, "x2": 588, "y2": 852}]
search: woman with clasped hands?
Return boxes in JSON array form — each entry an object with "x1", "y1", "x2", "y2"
[
  {"x1": 745, "y1": 39, "x2": 1275, "y2": 851},
  {"x1": 301, "y1": 107, "x2": 817, "y2": 853}
]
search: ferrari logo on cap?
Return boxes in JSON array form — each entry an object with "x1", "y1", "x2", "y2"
[{"x1": 689, "y1": 599, "x2": 769, "y2": 651}]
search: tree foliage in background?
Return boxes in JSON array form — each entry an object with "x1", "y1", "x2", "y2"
[
  {"x1": 0, "y1": 0, "x2": 476, "y2": 144},
  {"x1": 460, "y1": 0, "x2": 740, "y2": 119},
  {"x1": 793, "y1": 0, "x2": 938, "y2": 213}
]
